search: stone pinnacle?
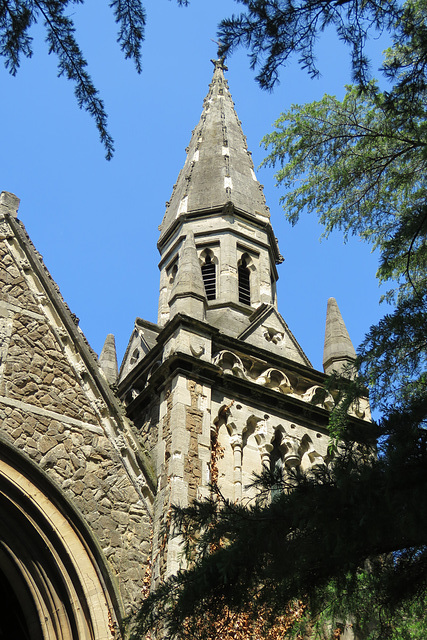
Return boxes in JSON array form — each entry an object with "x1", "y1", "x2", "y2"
[
  {"x1": 323, "y1": 297, "x2": 356, "y2": 376},
  {"x1": 99, "y1": 333, "x2": 119, "y2": 384}
]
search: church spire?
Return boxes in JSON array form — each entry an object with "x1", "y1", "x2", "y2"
[
  {"x1": 323, "y1": 297, "x2": 357, "y2": 376},
  {"x1": 158, "y1": 58, "x2": 270, "y2": 242},
  {"x1": 157, "y1": 60, "x2": 283, "y2": 333}
]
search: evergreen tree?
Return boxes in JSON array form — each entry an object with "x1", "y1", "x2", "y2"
[{"x1": 130, "y1": 1, "x2": 427, "y2": 638}]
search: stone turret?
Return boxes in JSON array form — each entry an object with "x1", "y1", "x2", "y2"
[
  {"x1": 117, "y1": 59, "x2": 373, "y2": 587},
  {"x1": 323, "y1": 297, "x2": 357, "y2": 376}
]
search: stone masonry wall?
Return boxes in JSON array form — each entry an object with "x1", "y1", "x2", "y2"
[{"x1": 0, "y1": 229, "x2": 152, "y2": 615}]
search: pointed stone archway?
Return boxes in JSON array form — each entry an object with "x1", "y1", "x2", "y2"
[{"x1": 0, "y1": 440, "x2": 121, "y2": 640}]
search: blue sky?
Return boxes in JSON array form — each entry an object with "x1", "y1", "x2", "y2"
[{"x1": 1, "y1": 0, "x2": 390, "y2": 373}]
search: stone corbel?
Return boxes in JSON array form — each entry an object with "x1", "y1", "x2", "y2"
[
  {"x1": 213, "y1": 400, "x2": 234, "y2": 430},
  {"x1": 258, "y1": 442, "x2": 273, "y2": 468},
  {"x1": 253, "y1": 419, "x2": 268, "y2": 447},
  {"x1": 283, "y1": 435, "x2": 301, "y2": 468}
]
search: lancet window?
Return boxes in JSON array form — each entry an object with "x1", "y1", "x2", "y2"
[
  {"x1": 238, "y1": 257, "x2": 251, "y2": 305},
  {"x1": 201, "y1": 253, "x2": 216, "y2": 300}
]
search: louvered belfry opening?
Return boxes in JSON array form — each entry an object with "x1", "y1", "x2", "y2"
[
  {"x1": 238, "y1": 258, "x2": 251, "y2": 305},
  {"x1": 201, "y1": 254, "x2": 216, "y2": 300}
]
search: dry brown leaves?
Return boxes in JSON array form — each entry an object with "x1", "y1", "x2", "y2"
[{"x1": 181, "y1": 599, "x2": 306, "y2": 640}]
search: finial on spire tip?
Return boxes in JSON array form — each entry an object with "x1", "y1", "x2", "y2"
[{"x1": 211, "y1": 57, "x2": 228, "y2": 72}]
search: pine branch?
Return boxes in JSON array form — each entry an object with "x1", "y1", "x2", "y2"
[{"x1": 110, "y1": 0, "x2": 146, "y2": 73}]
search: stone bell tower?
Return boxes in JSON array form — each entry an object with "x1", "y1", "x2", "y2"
[{"x1": 117, "y1": 60, "x2": 369, "y2": 585}]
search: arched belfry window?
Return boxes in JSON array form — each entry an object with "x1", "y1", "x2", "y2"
[
  {"x1": 201, "y1": 253, "x2": 216, "y2": 300},
  {"x1": 238, "y1": 257, "x2": 251, "y2": 305}
]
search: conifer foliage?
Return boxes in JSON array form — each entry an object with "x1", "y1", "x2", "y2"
[
  {"x1": 0, "y1": 0, "x2": 147, "y2": 159},
  {"x1": 218, "y1": 0, "x2": 402, "y2": 88}
]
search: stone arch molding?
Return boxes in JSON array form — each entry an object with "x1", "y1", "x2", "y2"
[
  {"x1": 213, "y1": 349, "x2": 336, "y2": 412},
  {"x1": 0, "y1": 443, "x2": 119, "y2": 640}
]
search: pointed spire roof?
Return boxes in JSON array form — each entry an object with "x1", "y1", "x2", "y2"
[
  {"x1": 169, "y1": 230, "x2": 206, "y2": 321},
  {"x1": 99, "y1": 333, "x2": 119, "y2": 384},
  {"x1": 159, "y1": 59, "x2": 270, "y2": 240},
  {"x1": 323, "y1": 298, "x2": 357, "y2": 376}
]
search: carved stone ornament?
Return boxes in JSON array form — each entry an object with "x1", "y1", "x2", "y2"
[
  {"x1": 262, "y1": 326, "x2": 285, "y2": 345},
  {"x1": 114, "y1": 434, "x2": 127, "y2": 454},
  {"x1": 36, "y1": 293, "x2": 48, "y2": 305},
  {"x1": 74, "y1": 361, "x2": 86, "y2": 377},
  {"x1": 301, "y1": 385, "x2": 335, "y2": 411},
  {"x1": 0, "y1": 220, "x2": 12, "y2": 239},
  {"x1": 255, "y1": 368, "x2": 292, "y2": 394},
  {"x1": 136, "y1": 473, "x2": 147, "y2": 489},
  {"x1": 190, "y1": 343, "x2": 205, "y2": 358},
  {"x1": 213, "y1": 350, "x2": 246, "y2": 378},
  {"x1": 283, "y1": 436, "x2": 301, "y2": 468},
  {"x1": 94, "y1": 398, "x2": 108, "y2": 417},
  {"x1": 18, "y1": 257, "x2": 31, "y2": 271},
  {"x1": 213, "y1": 349, "x2": 335, "y2": 411},
  {"x1": 55, "y1": 327, "x2": 68, "y2": 343}
]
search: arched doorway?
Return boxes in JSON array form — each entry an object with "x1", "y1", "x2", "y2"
[{"x1": 0, "y1": 441, "x2": 121, "y2": 640}]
